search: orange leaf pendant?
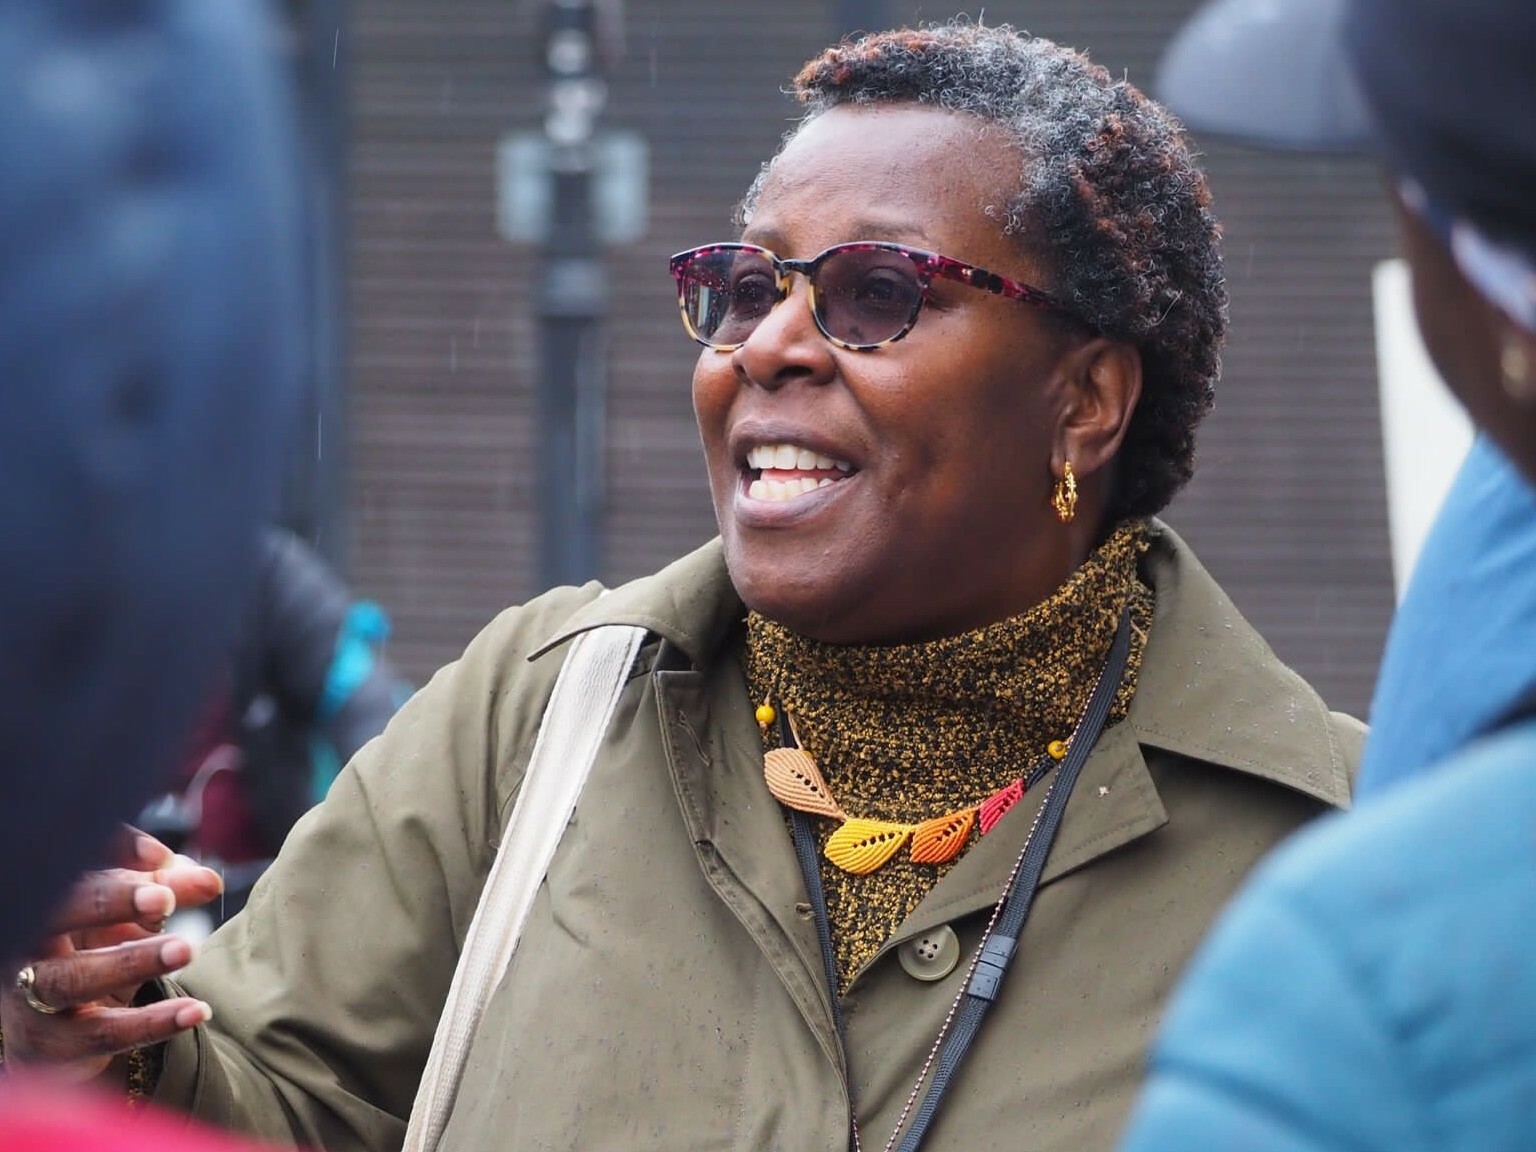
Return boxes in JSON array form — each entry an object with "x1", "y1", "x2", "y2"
[
  {"x1": 825, "y1": 818, "x2": 913, "y2": 874},
  {"x1": 764, "y1": 748, "x2": 847, "y2": 820},
  {"x1": 910, "y1": 809, "x2": 976, "y2": 865}
]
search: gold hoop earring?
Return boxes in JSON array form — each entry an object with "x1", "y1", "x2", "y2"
[
  {"x1": 1052, "y1": 462, "x2": 1078, "y2": 524},
  {"x1": 1502, "y1": 336, "x2": 1536, "y2": 403}
]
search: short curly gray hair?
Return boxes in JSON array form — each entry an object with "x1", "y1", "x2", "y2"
[{"x1": 741, "y1": 20, "x2": 1227, "y2": 519}]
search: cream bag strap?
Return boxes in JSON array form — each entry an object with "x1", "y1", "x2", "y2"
[{"x1": 402, "y1": 622, "x2": 648, "y2": 1152}]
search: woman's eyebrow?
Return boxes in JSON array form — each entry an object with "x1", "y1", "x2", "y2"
[
  {"x1": 738, "y1": 226, "x2": 786, "y2": 250},
  {"x1": 840, "y1": 218, "x2": 935, "y2": 245}
]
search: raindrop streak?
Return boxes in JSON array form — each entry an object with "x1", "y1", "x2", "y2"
[
  {"x1": 648, "y1": 15, "x2": 660, "y2": 87},
  {"x1": 332, "y1": 28, "x2": 339, "y2": 69},
  {"x1": 317, "y1": 412, "x2": 323, "y2": 461}
]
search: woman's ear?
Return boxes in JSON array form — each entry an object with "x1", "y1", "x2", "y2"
[{"x1": 1055, "y1": 337, "x2": 1143, "y2": 476}]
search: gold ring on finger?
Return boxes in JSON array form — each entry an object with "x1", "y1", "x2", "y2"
[{"x1": 15, "y1": 964, "x2": 62, "y2": 1015}]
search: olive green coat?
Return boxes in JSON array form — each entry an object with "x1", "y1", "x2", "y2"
[{"x1": 156, "y1": 522, "x2": 1361, "y2": 1151}]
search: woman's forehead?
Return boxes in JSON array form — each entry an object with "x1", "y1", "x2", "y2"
[{"x1": 746, "y1": 106, "x2": 1031, "y2": 263}]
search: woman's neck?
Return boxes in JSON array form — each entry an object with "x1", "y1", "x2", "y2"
[{"x1": 744, "y1": 519, "x2": 1153, "y2": 807}]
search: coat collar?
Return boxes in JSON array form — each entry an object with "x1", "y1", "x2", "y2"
[
  {"x1": 1127, "y1": 522, "x2": 1355, "y2": 808},
  {"x1": 531, "y1": 520, "x2": 1354, "y2": 808}
]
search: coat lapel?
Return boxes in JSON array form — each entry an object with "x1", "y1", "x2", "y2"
[{"x1": 652, "y1": 652, "x2": 848, "y2": 1076}]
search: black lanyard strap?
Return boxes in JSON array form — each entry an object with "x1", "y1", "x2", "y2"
[
  {"x1": 786, "y1": 609, "x2": 1132, "y2": 1152},
  {"x1": 894, "y1": 609, "x2": 1131, "y2": 1152}
]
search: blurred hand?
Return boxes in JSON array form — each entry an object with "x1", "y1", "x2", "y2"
[{"x1": 1, "y1": 828, "x2": 224, "y2": 1083}]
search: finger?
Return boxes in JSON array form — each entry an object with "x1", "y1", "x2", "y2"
[
  {"x1": 37, "y1": 933, "x2": 77, "y2": 961},
  {"x1": 106, "y1": 826, "x2": 177, "y2": 871},
  {"x1": 23, "y1": 936, "x2": 198, "y2": 1012},
  {"x1": 47, "y1": 873, "x2": 178, "y2": 935},
  {"x1": 150, "y1": 857, "x2": 225, "y2": 911},
  {"x1": 70, "y1": 920, "x2": 157, "y2": 956},
  {"x1": 6, "y1": 996, "x2": 212, "y2": 1067},
  {"x1": 67, "y1": 861, "x2": 221, "y2": 950}
]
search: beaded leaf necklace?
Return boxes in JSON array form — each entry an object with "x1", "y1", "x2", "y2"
[{"x1": 758, "y1": 703, "x2": 1078, "y2": 874}]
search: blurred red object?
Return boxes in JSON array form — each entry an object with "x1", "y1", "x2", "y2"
[{"x1": 0, "y1": 1084, "x2": 279, "y2": 1151}]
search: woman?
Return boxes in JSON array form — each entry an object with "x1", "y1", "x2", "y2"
[
  {"x1": 1, "y1": 22, "x2": 1359, "y2": 1152},
  {"x1": 1119, "y1": 0, "x2": 1536, "y2": 1147}
]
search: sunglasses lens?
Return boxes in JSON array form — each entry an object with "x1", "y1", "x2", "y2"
[
  {"x1": 677, "y1": 247, "x2": 778, "y2": 348},
  {"x1": 815, "y1": 247, "x2": 924, "y2": 348}
]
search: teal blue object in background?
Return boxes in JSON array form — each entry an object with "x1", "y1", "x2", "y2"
[{"x1": 310, "y1": 600, "x2": 407, "y2": 802}]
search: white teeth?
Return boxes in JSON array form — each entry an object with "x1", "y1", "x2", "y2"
[
  {"x1": 745, "y1": 442, "x2": 854, "y2": 473},
  {"x1": 747, "y1": 475, "x2": 827, "y2": 502}
]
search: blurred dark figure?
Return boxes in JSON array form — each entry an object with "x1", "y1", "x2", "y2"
[
  {"x1": 141, "y1": 528, "x2": 412, "y2": 925},
  {"x1": 0, "y1": 0, "x2": 300, "y2": 967},
  {"x1": 1119, "y1": 1, "x2": 1536, "y2": 1150},
  {"x1": 0, "y1": 0, "x2": 304, "y2": 1148}
]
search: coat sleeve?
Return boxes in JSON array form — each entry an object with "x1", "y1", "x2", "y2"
[
  {"x1": 151, "y1": 583, "x2": 601, "y2": 1149},
  {"x1": 1115, "y1": 829, "x2": 1426, "y2": 1152}
]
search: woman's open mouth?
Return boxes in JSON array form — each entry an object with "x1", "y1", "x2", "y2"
[{"x1": 742, "y1": 443, "x2": 855, "y2": 503}]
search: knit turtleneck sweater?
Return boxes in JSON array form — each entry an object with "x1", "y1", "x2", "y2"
[{"x1": 743, "y1": 519, "x2": 1154, "y2": 992}]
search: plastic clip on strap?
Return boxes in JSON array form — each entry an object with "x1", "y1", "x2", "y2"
[{"x1": 964, "y1": 933, "x2": 1016, "y2": 1002}]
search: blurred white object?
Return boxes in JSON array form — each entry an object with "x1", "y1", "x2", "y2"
[
  {"x1": 1373, "y1": 257, "x2": 1475, "y2": 599},
  {"x1": 166, "y1": 907, "x2": 216, "y2": 952}
]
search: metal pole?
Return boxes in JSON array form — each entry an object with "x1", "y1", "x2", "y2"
[{"x1": 536, "y1": 0, "x2": 612, "y2": 589}]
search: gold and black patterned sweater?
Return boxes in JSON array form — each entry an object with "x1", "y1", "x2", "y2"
[{"x1": 745, "y1": 519, "x2": 1154, "y2": 991}]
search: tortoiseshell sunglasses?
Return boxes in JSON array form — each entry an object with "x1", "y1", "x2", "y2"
[{"x1": 668, "y1": 240, "x2": 1085, "y2": 352}]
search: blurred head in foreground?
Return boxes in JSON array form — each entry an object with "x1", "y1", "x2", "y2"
[
  {"x1": 1158, "y1": 0, "x2": 1536, "y2": 480},
  {"x1": 0, "y1": 1, "x2": 300, "y2": 962}
]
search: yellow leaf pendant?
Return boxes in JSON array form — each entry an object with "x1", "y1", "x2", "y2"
[{"x1": 825, "y1": 818, "x2": 914, "y2": 875}]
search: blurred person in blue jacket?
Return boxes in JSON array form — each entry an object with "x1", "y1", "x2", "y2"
[
  {"x1": 0, "y1": 0, "x2": 303, "y2": 1144},
  {"x1": 1357, "y1": 433, "x2": 1536, "y2": 796},
  {"x1": 1117, "y1": 0, "x2": 1536, "y2": 1149}
]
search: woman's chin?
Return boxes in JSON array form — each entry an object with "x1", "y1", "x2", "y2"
[{"x1": 726, "y1": 552, "x2": 865, "y2": 641}]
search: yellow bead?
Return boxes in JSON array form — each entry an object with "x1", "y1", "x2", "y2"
[
  {"x1": 1047, "y1": 739, "x2": 1068, "y2": 761},
  {"x1": 755, "y1": 703, "x2": 777, "y2": 727}
]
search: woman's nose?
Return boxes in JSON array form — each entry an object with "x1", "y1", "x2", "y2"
[{"x1": 729, "y1": 276, "x2": 835, "y2": 390}]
